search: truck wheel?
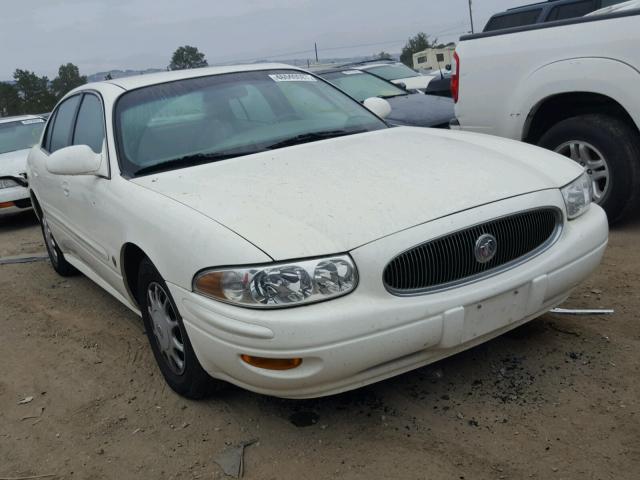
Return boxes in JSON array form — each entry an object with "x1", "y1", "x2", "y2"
[
  {"x1": 137, "y1": 257, "x2": 221, "y2": 399},
  {"x1": 538, "y1": 114, "x2": 640, "y2": 224}
]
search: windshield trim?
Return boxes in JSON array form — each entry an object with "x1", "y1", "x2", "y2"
[{"x1": 113, "y1": 68, "x2": 389, "y2": 179}]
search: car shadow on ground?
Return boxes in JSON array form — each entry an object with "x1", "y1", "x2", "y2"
[
  {"x1": 0, "y1": 210, "x2": 39, "y2": 233},
  {"x1": 211, "y1": 317, "x2": 570, "y2": 431}
]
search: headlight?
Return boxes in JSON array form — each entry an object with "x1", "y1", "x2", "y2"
[
  {"x1": 193, "y1": 255, "x2": 358, "y2": 308},
  {"x1": 561, "y1": 172, "x2": 592, "y2": 220},
  {"x1": 0, "y1": 178, "x2": 19, "y2": 189}
]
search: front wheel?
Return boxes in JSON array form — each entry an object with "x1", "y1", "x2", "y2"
[
  {"x1": 538, "y1": 114, "x2": 640, "y2": 224},
  {"x1": 137, "y1": 258, "x2": 220, "y2": 399},
  {"x1": 40, "y1": 213, "x2": 78, "y2": 276}
]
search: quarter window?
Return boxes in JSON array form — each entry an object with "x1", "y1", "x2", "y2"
[
  {"x1": 49, "y1": 95, "x2": 81, "y2": 153},
  {"x1": 73, "y1": 94, "x2": 105, "y2": 153},
  {"x1": 547, "y1": 0, "x2": 596, "y2": 21},
  {"x1": 484, "y1": 9, "x2": 542, "y2": 31},
  {"x1": 41, "y1": 111, "x2": 57, "y2": 151}
]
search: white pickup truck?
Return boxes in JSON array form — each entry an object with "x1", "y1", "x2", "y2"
[{"x1": 452, "y1": 4, "x2": 640, "y2": 223}]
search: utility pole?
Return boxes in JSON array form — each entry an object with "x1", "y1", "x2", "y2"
[
  {"x1": 314, "y1": 42, "x2": 319, "y2": 63},
  {"x1": 468, "y1": 0, "x2": 475, "y2": 34}
]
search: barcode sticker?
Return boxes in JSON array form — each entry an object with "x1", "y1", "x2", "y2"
[{"x1": 269, "y1": 73, "x2": 316, "y2": 82}]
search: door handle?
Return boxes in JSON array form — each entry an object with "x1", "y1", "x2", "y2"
[{"x1": 62, "y1": 180, "x2": 70, "y2": 197}]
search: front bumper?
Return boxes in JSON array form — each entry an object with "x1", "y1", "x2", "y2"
[
  {"x1": 0, "y1": 185, "x2": 31, "y2": 213},
  {"x1": 169, "y1": 191, "x2": 608, "y2": 398}
]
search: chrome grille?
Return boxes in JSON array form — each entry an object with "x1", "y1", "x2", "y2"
[{"x1": 383, "y1": 208, "x2": 562, "y2": 295}]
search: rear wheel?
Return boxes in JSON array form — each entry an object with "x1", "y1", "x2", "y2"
[
  {"x1": 538, "y1": 114, "x2": 640, "y2": 224},
  {"x1": 137, "y1": 258, "x2": 219, "y2": 399},
  {"x1": 41, "y1": 213, "x2": 78, "y2": 276}
]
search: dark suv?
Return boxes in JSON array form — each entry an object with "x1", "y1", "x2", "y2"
[{"x1": 483, "y1": 0, "x2": 627, "y2": 31}]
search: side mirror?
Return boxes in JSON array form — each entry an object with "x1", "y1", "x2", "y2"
[
  {"x1": 363, "y1": 97, "x2": 392, "y2": 119},
  {"x1": 445, "y1": 64, "x2": 452, "y2": 71},
  {"x1": 396, "y1": 82, "x2": 408, "y2": 90},
  {"x1": 46, "y1": 145, "x2": 103, "y2": 176}
]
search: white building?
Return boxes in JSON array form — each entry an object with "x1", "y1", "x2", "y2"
[{"x1": 412, "y1": 46, "x2": 456, "y2": 72}]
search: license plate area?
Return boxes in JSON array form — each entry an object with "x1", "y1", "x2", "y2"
[{"x1": 462, "y1": 284, "x2": 530, "y2": 343}]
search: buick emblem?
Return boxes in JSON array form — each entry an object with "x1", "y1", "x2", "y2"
[{"x1": 474, "y1": 234, "x2": 497, "y2": 264}]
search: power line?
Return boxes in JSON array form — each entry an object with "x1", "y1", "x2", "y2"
[{"x1": 224, "y1": 22, "x2": 470, "y2": 65}]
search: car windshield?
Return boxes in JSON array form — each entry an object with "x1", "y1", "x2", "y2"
[
  {"x1": 365, "y1": 64, "x2": 421, "y2": 81},
  {"x1": 115, "y1": 69, "x2": 387, "y2": 177},
  {"x1": 0, "y1": 119, "x2": 46, "y2": 155},
  {"x1": 320, "y1": 70, "x2": 408, "y2": 102}
]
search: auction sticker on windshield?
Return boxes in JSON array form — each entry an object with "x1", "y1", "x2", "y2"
[
  {"x1": 21, "y1": 119, "x2": 45, "y2": 125},
  {"x1": 341, "y1": 70, "x2": 363, "y2": 75},
  {"x1": 269, "y1": 73, "x2": 316, "y2": 82}
]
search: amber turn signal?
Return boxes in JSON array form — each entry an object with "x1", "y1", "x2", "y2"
[
  {"x1": 240, "y1": 355, "x2": 302, "y2": 371},
  {"x1": 194, "y1": 271, "x2": 225, "y2": 299}
]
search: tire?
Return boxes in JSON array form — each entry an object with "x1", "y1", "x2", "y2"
[
  {"x1": 538, "y1": 114, "x2": 640, "y2": 224},
  {"x1": 137, "y1": 258, "x2": 219, "y2": 399},
  {"x1": 40, "y1": 212, "x2": 78, "y2": 277}
]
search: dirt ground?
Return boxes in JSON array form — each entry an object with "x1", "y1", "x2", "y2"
[{"x1": 0, "y1": 210, "x2": 638, "y2": 480}]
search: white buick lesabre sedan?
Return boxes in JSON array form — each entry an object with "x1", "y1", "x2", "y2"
[{"x1": 26, "y1": 64, "x2": 608, "y2": 399}]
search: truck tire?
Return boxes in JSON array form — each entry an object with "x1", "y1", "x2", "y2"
[{"x1": 538, "y1": 114, "x2": 640, "y2": 224}]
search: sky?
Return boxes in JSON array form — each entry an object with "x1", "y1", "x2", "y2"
[{"x1": 0, "y1": 0, "x2": 530, "y2": 79}]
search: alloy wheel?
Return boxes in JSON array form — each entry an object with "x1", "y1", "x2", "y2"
[
  {"x1": 42, "y1": 216, "x2": 59, "y2": 266},
  {"x1": 554, "y1": 140, "x2": 610, "y2": 203},
  {"x1": 147, "y1": 282, "x2": 186, "y2": 375}
]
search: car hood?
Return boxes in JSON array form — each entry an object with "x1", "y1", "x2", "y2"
[
  {"x1": 132, "y1": 128, "x2": 581, "y2": 260},
  {"x1": 0, "y1": 148, "x2": 29, "y2": 177},
  {"x1": 386, "y1": 94, "x2": 454, "y2": 127}
]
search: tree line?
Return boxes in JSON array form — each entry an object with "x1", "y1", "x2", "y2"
[
  {"x1": 0, "y1": 37, "x2": 443, "y2": 117},
  {"x1": 0, "y1": 46, "x2": 209, "y2": 117},
  {"x1": 0, "y1": 63, "x2": 87, "y2": 117}
]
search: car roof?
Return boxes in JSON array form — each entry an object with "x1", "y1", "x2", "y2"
[
  {"x1": 93, "y1": 62, "x2": 303, "y2": 92},
  {"x1": 0, "y1": 114, "x2": 47, "y2": 125}
]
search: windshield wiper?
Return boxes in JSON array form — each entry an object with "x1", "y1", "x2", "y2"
[
  {"x1": 266, "y1": 130, "x2": 365, "y2": 150},
  {"x1": 379, "y1": 93, "x2": 408, "y2": 99},
  {"x1": 132, "y1": 151, "x2": 255, "y2": 177}
]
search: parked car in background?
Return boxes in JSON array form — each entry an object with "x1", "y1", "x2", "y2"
[
  {"x1": 0, "y1": 114, "x2": 47, "y2": 214},
  {"x1": 28, "y1": 64, "x2": 607, "y2": 400},
  {"x1": 317, "y1": 68, "x2": 454, "y2": 128},
  {"x1": 347, "y1": 60, "x2": 438, "y2": 93},
  {"x1": 420, "y1": 69, "x2": 453, "y2": 98},
  {"x1": 483, "y1": 0, "x2": 629, "y2": 31},
  {"x1": 452, "y1": 6, "x2": 640, "y2": 223}
]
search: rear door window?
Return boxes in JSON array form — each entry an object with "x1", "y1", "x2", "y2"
[
  {"x1": 49, "y1": 95, "x2": 81, "y2": 153},
  {"x1": 600, "y1": 0, "x2": 628, "y2": 6},
  {"x1": 73, "y1": 94, "x2": 105, "y2": 153},
  {"x1": 546, "y1": 0, "x2": 596, "y2": 21},
  {"x1": 484, "y1": 9, "x2": 542, "y2": 31}
]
